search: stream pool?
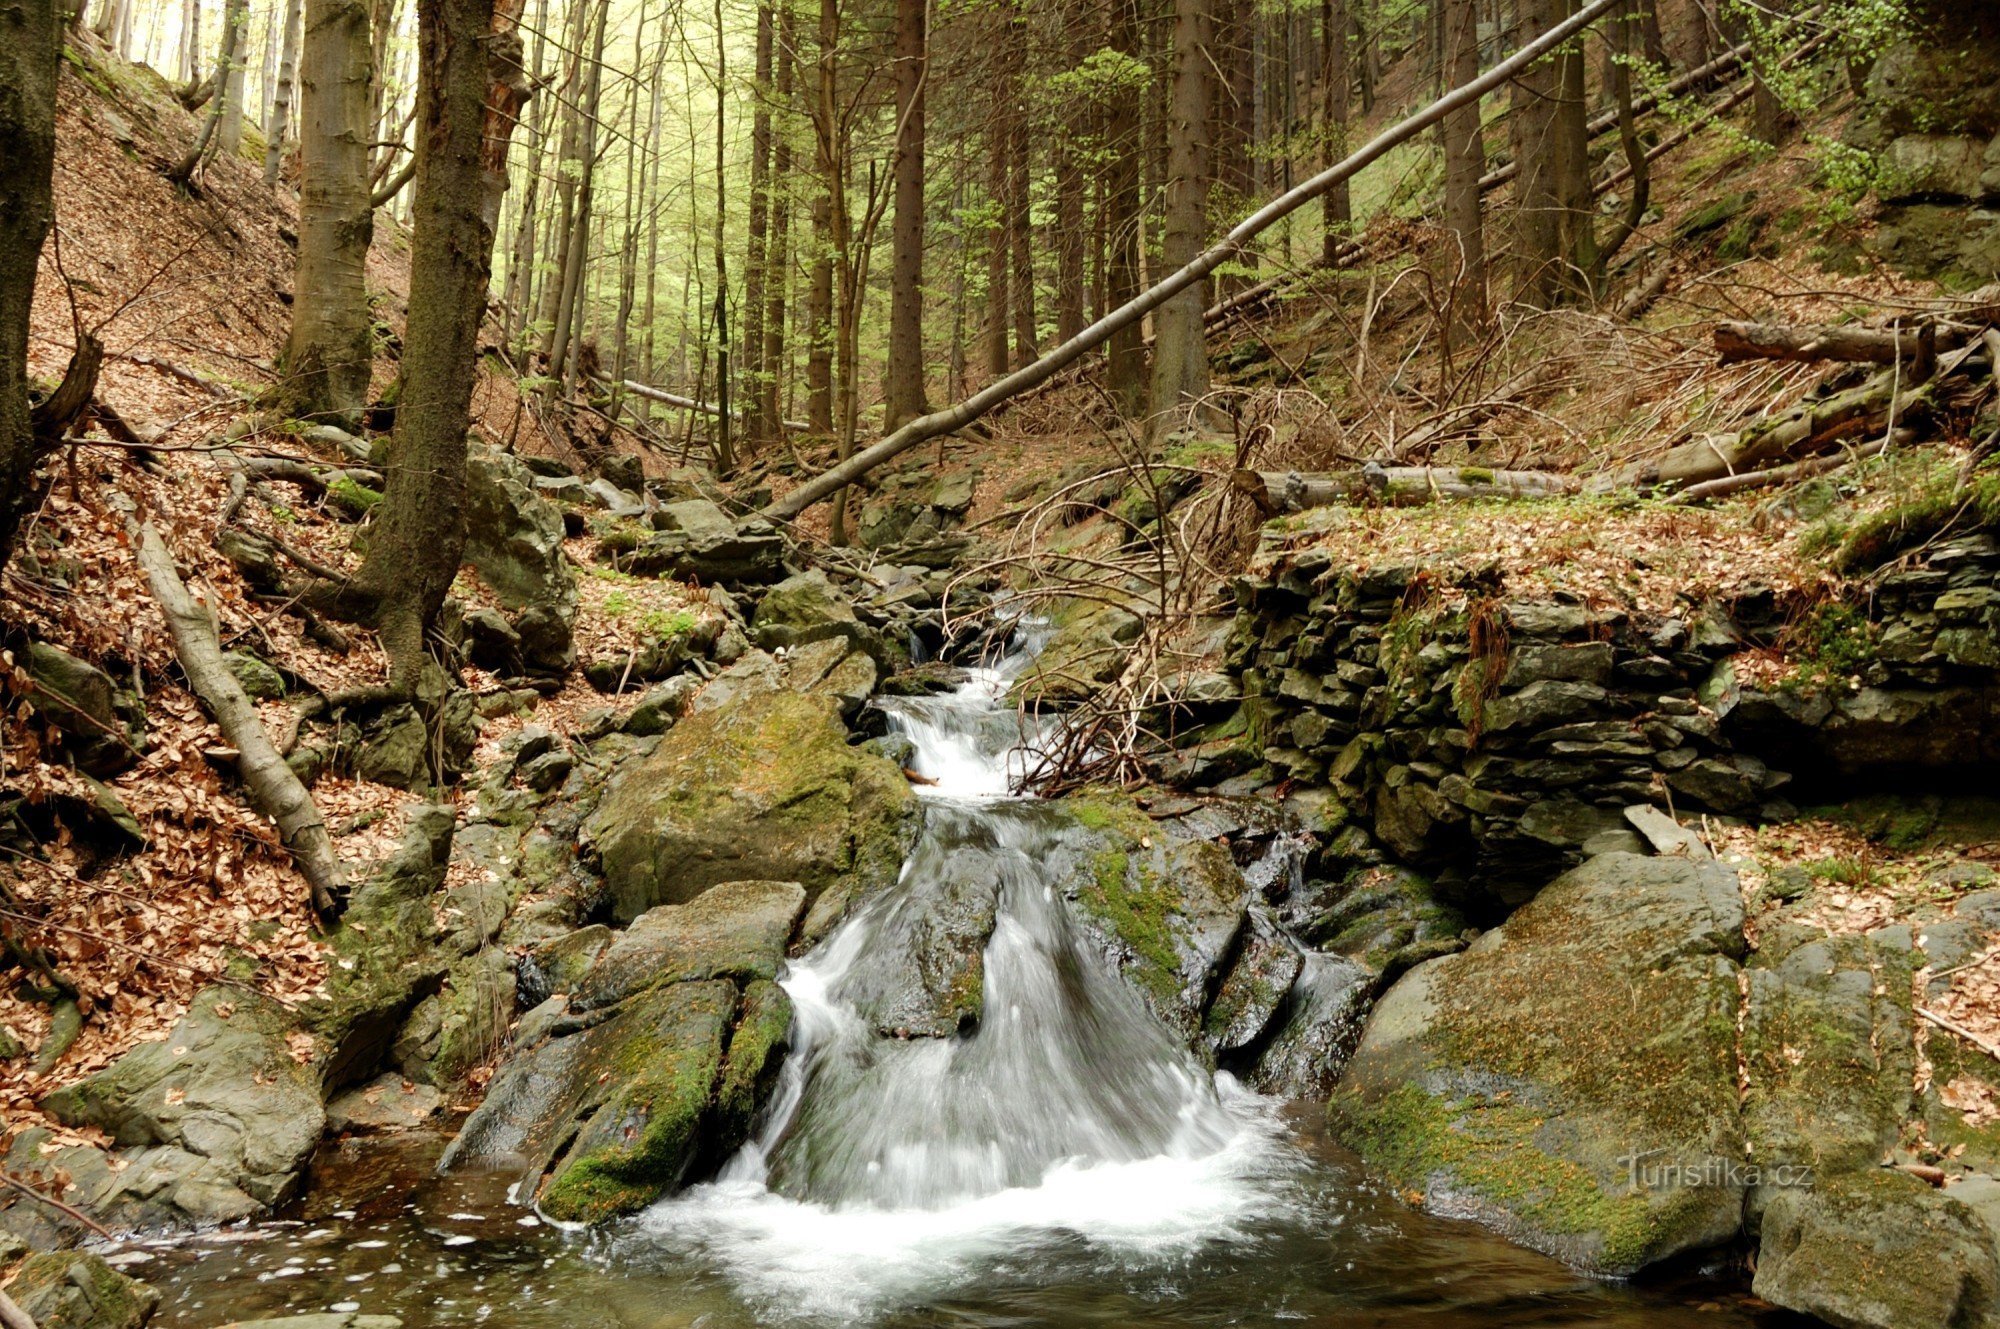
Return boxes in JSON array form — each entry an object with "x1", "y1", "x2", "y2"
[{"x1": 130, "y1": 1121, "x2": 1787, "y2": 1329}]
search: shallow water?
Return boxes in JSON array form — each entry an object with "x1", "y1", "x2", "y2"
[
  {"x1": 135, "y1": 1124, "x2": 1785, "y2": 1329},
  {"x1": 134, "y1": 630, "x2": 1787, "y2": 1328}
]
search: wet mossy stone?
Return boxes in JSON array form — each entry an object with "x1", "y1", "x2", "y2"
[
  {"x1": 220, "y1": 649, "x2": 287, "y2": 699},
  {"x1": 1054, "y1": 792, "x2": 1248, "y2": 1045},
  {"x1": 8, "y1": 1251, "x2": 158, "y2": 1329},
  {"x1": 585, "y1": 687, "x2": 916, "y2": 922},
  {"x1": 22, "y1": 640, "x2": 145, "y2": 775},
  {"x1": 713, "y1": 978, "x2": 792, "y2": 1149},
  {"x1": 1331, "y1": 853, "x2": 1748, "y2": 1276},
  {"x1": 1012, "y1": 603, "x2": 1143, "y2": 705},
  {"x1": 829, "y1": 833, "x2": 998, "y2": 1038}
]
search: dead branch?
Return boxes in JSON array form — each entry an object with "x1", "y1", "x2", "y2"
[
  {"x1": 114, "y1": 350, "x2": 236, "y2": 398},
  {"x1": 117, "y1": 501, "x2": 344, "y2": 918},
  {"x1": 0, "y1": 1289, "x2": 37, "y2": 1329},
  {"x1": 0, "y1": 1169, "x2": 115, "y2": 1241},
  {"x1": 762, "y1": 0, "x2": 1628, "y2": 523},
  {"x1": 30, "y1": 332, "x2": 103, "y2": 443},
  {"x1": 1233, "y1": 464, "x2": 1579, "y2": 514},
  {"x1": 605, "y1": 377, "x2": 811, "y2": 434}
]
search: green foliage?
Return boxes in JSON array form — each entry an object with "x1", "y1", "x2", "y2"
[
  {"x1": 641, "y1": 608, "x2": 697, "y2": 641},
  {"x1": 1784, "y1": 602, "x2": 1877, "y2": 689},
  {"x1": 327, "y1": 475, "x2": 383, "y2": 514},
  {"x1": 1831, "y1": 468, "x2": 2000, "y2": 574}
]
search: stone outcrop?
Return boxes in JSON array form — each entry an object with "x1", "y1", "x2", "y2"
[
  {"x1": 462, "y1": 445, "x2": 580, "y2": 676},
  {"x1": 7, "y1": 1251, "x2": 158, "y2": 1329},
  {"x1": 584, "y1": 666, "x2": 917, "y2": 922},
  {"x1": 439, "y1": 879, "x2": 803, "y2": 1222}
]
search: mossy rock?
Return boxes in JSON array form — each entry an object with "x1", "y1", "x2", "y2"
[
  {"x1": 534, "y1": 980, "x2": 736, "y2": 1222},
  {"x1": 1056, "y1": 791, "x2": 1247, "y2": 1043},
  {"x1": 1011, "y1": 603, "x2": 1143, "y2": 705},
  {"x1": 586, "y1": 687, "x2": 917, "y2": 922},
  {"x1": 1753, "y1": 1168, "x2": 2000, "y2": 1329},
  {"x1": 712, "y1": 979, "x2": 792, "y2": 1148},
  {"x1": 8, "y1": 1251, "x2": 158, "y2": 1329},
  {"x1": 1331, "y1": 853, "x2": 1748, "y2": 1275}
]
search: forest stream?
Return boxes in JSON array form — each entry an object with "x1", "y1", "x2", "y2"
[{"x1": 130, "y1": 633, "x2": 1782, "y2": 1328}]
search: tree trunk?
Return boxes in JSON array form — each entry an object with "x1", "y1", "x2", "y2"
[
  {"x1": 272, "y1": 0, "x2": 372, "y2": 422},
  {"x1": 1008, "y1": 100, "x2": 1036, "y2": 368},
  {"x1": 1053, "y1": 0, "x2": 1087, "y2": 343},
  {"x1": 1439, "y1": 0, "x2": 1485, "y2": 345},
  {"x1": 711, "y1": 0, "x2": 733, "y2": 472},
  {"x1": 330, "y1": 0, "x2": 527, "y2": 688},
  {"x1": 883, "y1": 0, "x2": 927, "y2": 427},
  {"x1": 1319, "y1": 0, "x2": 1349, "y2": 263},
  {"x1": 0, "y1": 0, "x2": 60, "y2": 573},
  {"x1": 545, "y1": 0, "x2": 606, "y2": 388},
  {"x1": 263, "y1": 0, "x2": 304, "y2": 185},
  {"x1": 984, "y1": 47, "x2": 1012, "y2": 382},
  {"x1": 762, "y1": 1, "x2": 794, "y2": 437},
  {"x1": 741, "y1": 0, "x2": 774, "y2": 441},
  {"x1": 807, "y1": 190, "x2": 833, "y2": 432},
  {"x1": 217, "y1": 0, "x2": 250, "y2": 155},
  {"x1": 169, "y1": 0, "x2": 249, "y2": 185},
  {"x1": 1102, "y1": 0, "x2": 1146, "y2": 416},
  {"x1": 1149, "y1": 0, "x2": 1214, "y2": 429}
]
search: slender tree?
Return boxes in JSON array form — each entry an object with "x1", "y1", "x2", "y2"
[
  {"x1": 0, "y1": 0, "x2": 61, "y2": 573},
  {"x1": 742, "y1": 0, "x2": 775, "y2": 440},
  {"x1": 320, "y1": 0, "x2": 529, "y2": 687},
  {"x1": 1148, "y1": 0, "x2": 1214, "y2": 427},
  {"x1": 1319, "y1": 0, "x2": 1350, "y2": 262},
  {"x1": 1439, "y1": 0, "x2": 1485, "y2": 342},
  {"x1": 263, "y1": 0, "x2": 305, "y2": 185},
  {"x1": 1101, "y1": 0, "x2": 1145, "y2": 415}
]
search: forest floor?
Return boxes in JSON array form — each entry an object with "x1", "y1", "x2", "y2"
[{"x1": 7, "y1": 29, "x2": 2000, "y2": 1165}]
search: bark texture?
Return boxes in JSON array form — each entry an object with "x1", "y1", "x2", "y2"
[
  {"x1": 1148, "y1": 0, "x2": 1214, "y2": 428},
  {"x1": 276, "y1": 0, "x2": 374, "y2": 423},
  {"x1": 0, "y1": 0, "x2": 61, "y2": 572}
]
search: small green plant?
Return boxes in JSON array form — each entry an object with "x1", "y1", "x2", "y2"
[
  {"x1": 602, "y1": 589, "x2": 635, "y2": 617},
  {"x1": 270, "y1": 504, "x2": 297, "y2": 524},
  {"x1": 327, "y1": 475, "x2": 382, "y2": 514},
  {"x1": 1804, "y1": 855, "x2": 1882, "y2": 889},
  {"x1": 640, "y1": 608, "x2": 697, "y2": 641}
]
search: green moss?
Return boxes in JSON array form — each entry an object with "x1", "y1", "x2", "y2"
[
  {"x1": 1333, "y1": 1084, "x2": 1660, "y2": 1270},
  {"x1": 1458, "y1": 466, "x2": 1495, "y2": 484},
  {"x1": 328, "y1": 474, "x2": 383, "y2": 515},
  {"x1": 1833, "y1": 468, "x2": 2000, "y2": 573},
  {"x1": 713, "y1": 980, "x2": 793, "y2": 1146}
]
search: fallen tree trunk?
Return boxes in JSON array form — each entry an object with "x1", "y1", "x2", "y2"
[
  {"x1": 1233, "y1": 464, "x2": 1579, "y2": 513},
  {"x1": 1603, "y1": 343, "x2": 1983, "y2": 492},
  {"x1": 122, "y1": 506, "x2": 343, "y2": 918},
  {"x1": 761, "y1": 0, "x2": 1626, "y2": 523},
  {"x1": 1669, "y1": 433, "x2": 1906, "y2": 504},
  {"x1": 1714, "y1": 321, "x2": 1965, "y2": 367},
  {"x1": 607, "y1": 377, "x2": 811, "y2": 434}
]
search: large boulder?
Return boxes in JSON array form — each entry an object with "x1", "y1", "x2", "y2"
[
  {"x1": 1330, "y1": 853, "x2": 1748, "y2": 1275},
  {"x1": 20, "y1": 641, "x2": 146, "y2": 775},
  {"x1": 36, "y1": 987, "x2": 326, "y2": 1227},
  {"x1": 440, "y1": 881, "x2": 804, "y2": 1222},
  {"x1": 751, "y1": 569, "x2": 876, "y2": 656},
  {"x1": 463, "y1": 446, "x2": 580, "y2": 674},
  {"x1": 585, "y1": 686, "x2": 916, "y2": 922},
  {"x1": 7, "y1": 1252, "x2": 157, "y2": 1329},
  {"x1": 627, "y1": 499, "x2": 786, "y2": 585}
]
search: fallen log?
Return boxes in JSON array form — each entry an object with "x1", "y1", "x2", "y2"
[
  {"x1": 1669, "y1": 433, "x2": 1906, "y2": 504},
  {"x1": 761, "y1": 0, "x2": 1628, "y2": 523},
  {"x1": 1233, "y1": 464, "x2": 1579, "y2": 514},
  {"x1": 1714, "y1": 321, "x2": 1968, "y2": 367},
  {"x1": 1603, "y1": 342, "x2": 1982, "y2": 492},
  {"x1": 120, "y1": 502, "x2": 343, "y2": 918}
]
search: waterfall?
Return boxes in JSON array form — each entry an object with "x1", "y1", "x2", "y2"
[{"x1": 630, "y1": 631, "x2": 1302, "y2": 1322}]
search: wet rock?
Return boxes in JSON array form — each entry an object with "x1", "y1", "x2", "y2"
[
  {"x1": 1331, "y1": 853, "x2": 1747, "y2": 1276},
  {"x1": 1203, "y1": 907, "x2": 1301, "y2": 1056},
  {"x1": 751, "y1": 569, "x2": 873, "y2": 655},
  {"x1": 21, "y1": 640, "x2": 145, "y2": 776},
  {"x1": 1012, "y1": 603, "x2": 1143, "y2": 704},
  {"x1": 586, "y1": 687, "x2": 916, "y2": 921},
  {"x1": 8, "y1": 1251, "x2": 158, "y2": 1329},
  {"x1": 38, "y1": 987, "x2": 326, "y2": 1227},
  {"x1": 217, "y1": 1317, "x2": 404, "y2": 1329},
  {"x1": 326, "y1": 1073, "x2": 446, "y2": 1134},
  {"x1": 442, "y1": 978, "x2": 736, "y2": 1223},
  {"x1": 1243, "y1": 951, "x2": 1374, "y2": 1098},
  {"x1": 621, "y1": 674, "x2": 700, "y2": 736},
  {"x1": 831, "y1": 838, "x2": 997, "y2": 1037}
]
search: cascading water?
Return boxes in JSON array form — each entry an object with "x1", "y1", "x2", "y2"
[{"x1": 634, "y1": 631, "x2": 1305, "y2": 1321}]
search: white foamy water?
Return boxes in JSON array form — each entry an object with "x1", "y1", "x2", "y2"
[{"x1": 633, "y1": 626, "x2": 1304, "y2": 1323}]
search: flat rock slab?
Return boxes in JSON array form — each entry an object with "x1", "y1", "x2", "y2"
[{"x1": 326, "y1": 1074, "x2": 446, "y2": 1134}]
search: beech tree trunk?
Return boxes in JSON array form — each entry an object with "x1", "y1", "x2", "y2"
[
  {"x1": 762, "y1": 3, "x2": 794, "y2": 435},
  {"x1": 263, "y1": 0, "x2": 304, "y2": 185},
  {"x1": 331, "y1": 0, "x2": 527, "y2": 687},
  {"x1": 0, "y1": 0, "x2": 61, "y2": 573},
  {"x1": 883, "y1": 0, "x2": 928, "y2": 427},
  {"x1": 1149, "y1": 0, "x2": 1214, "y2": 428},
  {"x1": 274, "y1": 0, "x2": 374, "y2": 423},
  {"x1": 741, "y1": 0, "x2": 774, "y2": 440},
  {"x1": 217, "y1": 0, "x2": 250, "y2": 154}
]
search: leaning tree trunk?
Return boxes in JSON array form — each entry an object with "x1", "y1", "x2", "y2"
[
  {"x1": 274, "y1": 0, "x2": 374, "y2": 423},
  {"x1": 331, "y1": 0, "x2": 526, "y2": 689},
  {"x1": 0, "y1": 0, "x2": 61, "y2": 574},
  {"x1": 1148, "y1": 0, "x2": 1214, "y2": 429}
]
